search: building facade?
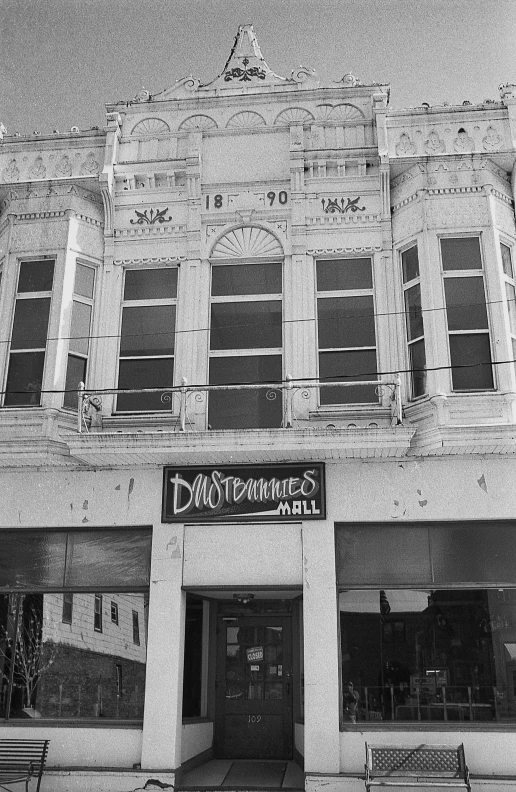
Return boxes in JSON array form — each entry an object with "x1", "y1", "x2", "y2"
[{"x1": 0, "y1": 24, "x2": 516, "y2": 792}]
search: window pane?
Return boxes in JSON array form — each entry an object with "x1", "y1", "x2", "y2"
[
  {"x1": 317, "y1": 258, "x2": 372, "y2": 291},
  {"x1": 318, "y1": 296, "x2": 375, "y2": 349},
  {"x1": 117, "y1": 358, "x2": 174, "y2": 412},
  {"x1": 64, "y1": 355, "x2": 87, "y2": 409},
  {"x1": 0, "y1": 532, "x2": 67, "y2": 588},
  {"x1": 401, "y1": 246, "x2": 419, "y2": 284},
  {"x1": 449, "y1": 333, "x2": 493, "y2": 390},
  {"x1": 210, "y1": 301, "x2": 282, "y2": 350},
  {"x1": 339, "y1": 588, "x2": 516, "y2": 723},
  {"x1": 11, "y1": 298, "x2": 51, "y2": 349},
  {"x1": 120, "y1": 305, "x2": 175, "y2": 356},
  {"x1": 124, "y1": 268, "x2": 177, "y2": 300},
  {"x1": 409, "y1": 339, "x2": 426, "y2": 398},
  {"x1": 506, "y1": 282, "x2": 516, "y2": 335},
  {"x1": 404, "y1": 284, "x2": 423, "y2": 341},
  {"x1": 69, "y1": 301, "x2": 91, "y2": 356},
  {"x1": 209, "y1": 355, "x2": 282, "y2": 429},
  {"x1": 319, "y1": 349, "x2": 378, "y2": 404},
  {"x1": 17, "y1": 260, "x2": 54, "y2": 292},
  {"x1": 74, "y1": 263, "x2": 95, "y2": 299},
  {"x1": 445, "y1": 277, "x2": 488, "y2": 330},
  {"x1": 4, "y1": 352, "x2": 45, "y2": 406},
  {"x1": 1, "y1": 592, "x2": 148, "y2": 720},
  {"x1": 501, "y1": 243, "x2": 513, "y2": 279},
  {"x1": 212, "y1": 263, "x2": 282, "y2": 296},
  {"x1": 441, "y1": 237, "x2": 482, "y2": 271}
]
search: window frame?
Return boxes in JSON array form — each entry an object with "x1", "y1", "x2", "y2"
[
  {"x1": 400, "y1": 243, "x2": 427, "y2": 400},
  {"x1": 208, "y1": 258, "x2": 284, "y2": 429},
  {"x1": 3, "y1": 258, "x2": 55, "y2": 408},
  {"x1": 316, "y1": 256, "x2": 379, "y2": 406},
  {"x1": 94, "y1": 593, "x2": 103, "y2": 632},
  {"x1": 500, "y1": 239, "x2": 516, "y2": 377},
  {"x1": 116, "y1": 266, "x2": 178, "y2": 413},
  {"x1": 63, "y1": 261, "x2": 97, "y2": 410},
  {"x1": 439, "y1": 235, "x2": 495, "y2": 392},
  {"x1": 62, "y1": 591, "x2": 73, "y2": 624}
]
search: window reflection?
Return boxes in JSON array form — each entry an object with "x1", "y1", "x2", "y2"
[
  {"x1": 0, "y1": 592, "x2": 147, "y2": 720},
  {"x1": 340, "y1": 589, "x2": 516, "y2": 723}
]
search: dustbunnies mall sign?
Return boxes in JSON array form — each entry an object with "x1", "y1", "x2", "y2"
[{"x1": 162, "y1": 463, "x2": 325, "y2": 522}]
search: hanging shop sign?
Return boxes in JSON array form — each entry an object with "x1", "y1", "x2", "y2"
[{"x1": 162, "y1": 463, "x2": 325, "y2": 522}]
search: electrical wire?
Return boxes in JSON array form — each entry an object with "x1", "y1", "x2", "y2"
[
  {"x1": 1, "y1": 356, "x2": 514, "y2": 398},
  {"x1": 2, "y1": 292, "x2": 515, "y2": 347}
]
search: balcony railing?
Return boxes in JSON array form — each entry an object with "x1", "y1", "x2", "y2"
[{"x1": 77, "y1": 375, "x2": 403, "y2": 434}]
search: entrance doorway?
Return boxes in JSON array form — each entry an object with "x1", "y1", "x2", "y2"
[{"x1": 215, "y1": 610, "x2": 293, "y2": 759}]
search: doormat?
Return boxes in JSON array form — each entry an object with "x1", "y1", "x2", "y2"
[{"x1": 222, "y1": 761, "x2": 287, "y2": 788}]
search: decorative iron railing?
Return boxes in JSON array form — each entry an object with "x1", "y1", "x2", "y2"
[{"x1": 77, "y1": 375, "x2": 403, "y2": 434}]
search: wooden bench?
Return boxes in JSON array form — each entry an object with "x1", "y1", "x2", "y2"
[
  {"x1": 365, "y1": 744, "x2": 471, "y2": 792},
  {"x1": 0, "y1": 739, "x2": 49, "y2": 792}
]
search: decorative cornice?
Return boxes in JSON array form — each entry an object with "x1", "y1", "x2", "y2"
[
  {"x1": 113, "y1": 256, "x2": 187, "y2": 266},
  {"x1": 307, "y1": 214, "x2": 380, "y2": 225},
  {"x1": 306, "y1": 246, "x2": 382, "y2": 255},
  {"x1": 114, "y1": 225, "x2": 187, "y2": 238}
]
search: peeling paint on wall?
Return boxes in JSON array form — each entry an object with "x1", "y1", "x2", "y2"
[
  {"x1": 166, "y1": 536, "x2": 181, "y2": 559},
  {"x1": 478, "y1": 474, "x2": 488, "y2": 493}
]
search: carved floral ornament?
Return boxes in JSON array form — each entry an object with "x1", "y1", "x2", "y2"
[
  {"x1": 130, "y1": 207, "x2": 172, "y2": 225},
  {"x1": 321, "y1": 197, "x2": 366, "y2": 214}
]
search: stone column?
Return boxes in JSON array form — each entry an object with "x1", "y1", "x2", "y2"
[
  {"x1": 302, "y1": 518, "x2": 340, "y2": 775},
  {"x1": 141, "y1": 523, "x2": 186, "y2": 771}
]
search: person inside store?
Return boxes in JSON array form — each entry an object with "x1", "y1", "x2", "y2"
[{"x1": 343, "y1": 680, "x2": 360, "y2": 723}]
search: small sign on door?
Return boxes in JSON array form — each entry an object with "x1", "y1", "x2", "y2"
[{"x1": 247, "y1": 646, "x2": 264, "y2": 662}]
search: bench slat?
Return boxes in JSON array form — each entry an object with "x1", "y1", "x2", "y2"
[
  {"x1": 0, "y1": 739, "x2": 49, "y2": 792},
  {"x1": 365, "y1": 744, "x2": 470, "y2": 792}
]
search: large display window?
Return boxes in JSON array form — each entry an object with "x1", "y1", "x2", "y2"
[
  {"x1": 336, "y1": 522, "x2": 516, "y2": 726},
  {"x1": 0, "y1": 528, "x2": 151, "y2": 723}
]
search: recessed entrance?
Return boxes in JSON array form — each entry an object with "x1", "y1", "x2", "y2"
[{"x1": 215, "y1": 605, "x2": 293, "y2": 759}]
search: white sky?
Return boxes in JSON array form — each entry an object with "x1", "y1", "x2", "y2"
[{"x1": 1, "y1": 0, "x2": 514, "y2": 134}]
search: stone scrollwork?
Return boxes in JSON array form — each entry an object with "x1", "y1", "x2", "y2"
[
  {"x1": 54, "y1": 154, "x2": 72, "y2": 178},
  {"x1": 424, "y1": 130, "x2": 446, "y2": 154},
  {"x1": 395, "y1": 132, "x2": 416, "y2": 156},
  {"x1": 321, "y1": 197, "x2": 366, "y2": 214},
  {"x1": 2, "y1": 159, "x2": 20, "y2": 182},
  {"x1": 28, "y1": 156, "x2": 46, "y2": 180},
  {"x1": 80, "y1": 152, "x2": 100, "y2": 176},
  {"x1": 130, "y1": 207, "x2": 173, "y2": 225},
  {"x1": 453, "y1": 129, "x2": 474, "y2": 153},
  {"x1": 482, "y1": 125, "x2": 502, "y2": 152}
]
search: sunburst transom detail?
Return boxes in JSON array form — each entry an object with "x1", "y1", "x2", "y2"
[
  {"x1": 131, "y1": 118, "x2": 171, "y2": 136},
  {"x1": 179, "y1": 115, "x2": 218, "y2": 131},
  {"x1": 274, "y1": 107, "x2": 315, "y2": 126},
  {"x1": 211, "y1": 227, "x2": 283, "y2": 259},
  {"x1": 226, "y1": 111, "x2": 267, "y2": 128}
]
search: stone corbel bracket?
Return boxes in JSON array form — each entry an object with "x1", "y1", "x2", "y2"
[{"x1": 100, "y1": 112, "x2": 122, "y2": 235}]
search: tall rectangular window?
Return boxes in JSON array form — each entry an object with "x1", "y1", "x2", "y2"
[
  {"x1": 317, "y1": 258, "x2": 378, "y2": 404},
  {"x1": 62, "y1": 592, "x2": 73, "y2": 624},
  {"x1": 64, "y1": 263, "x2": 96, "y2": 409},
  {"x1": 117, "y1": 268, "x2": 177, "y2": 412},
  {"x1": 4, "y1": 259, "x2": 54, "y2": 406},
  {"x1": 132, "y1": 610, "x2": 140, "y2": 645},
  {"x1": 402, "y1": 245, "x2": 426, "y2": 398},
  {"x1": 94, "y1": 594, "x2": 102, "y2": 632},
  {"x1": 209, "y1": 262, "x2": 283, "y2": 429},
  {"x1": 501, "y1": 242, "x2": 516, "y2": 375},
  {"x1": 441, "y1": 237, "x2": 494, "y2": 391}
]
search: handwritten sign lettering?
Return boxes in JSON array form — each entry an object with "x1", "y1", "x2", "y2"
[{"x1": 162, "y1": 463, "x2": 325, "y2": 522}]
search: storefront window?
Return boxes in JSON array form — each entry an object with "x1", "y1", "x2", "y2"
[
  {"x1": 0, "y1": 528, "x2": 151, "y2": 722},
  {"x1": 336, "y1": 522, "x2": 516, "y2": 725},
  {"x1": 0, "y1": 591, "x2": 148, "y2": 720},
  {"x1": 340, "y1": 588, "x2": 516, "y2": 723}
]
